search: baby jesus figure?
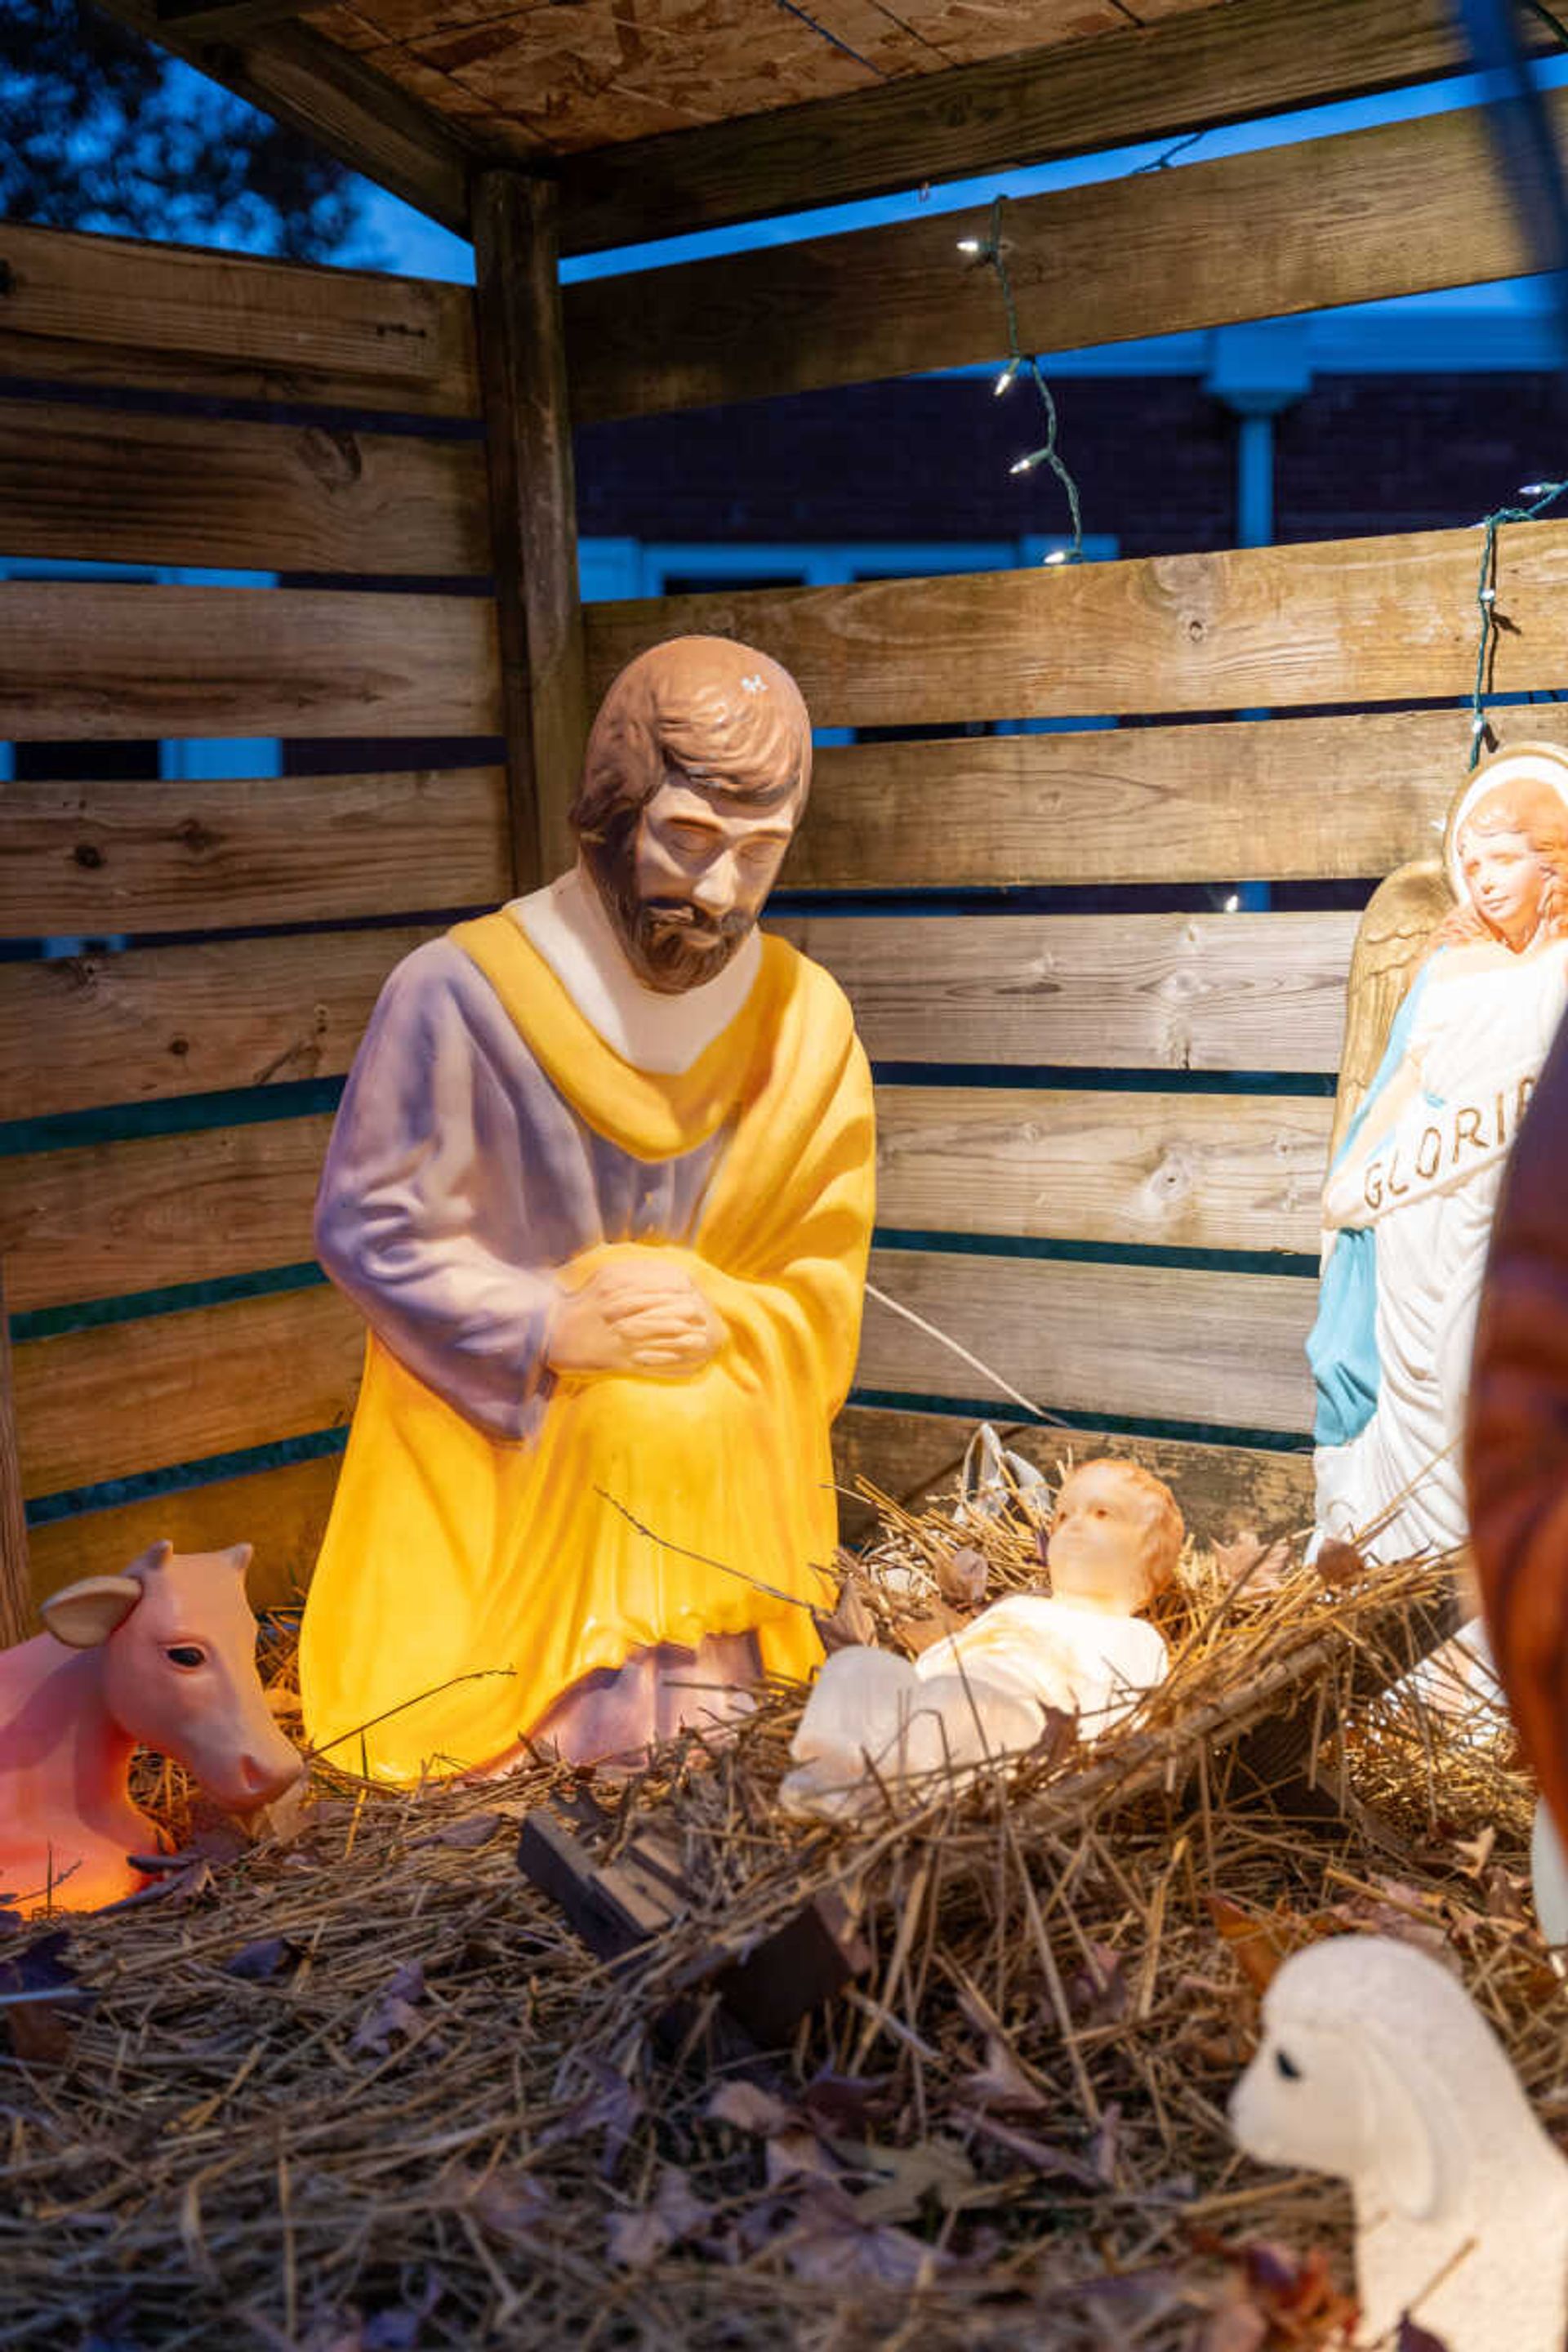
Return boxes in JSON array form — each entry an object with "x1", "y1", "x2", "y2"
[{"x1": 781, "y1": 1459, "x2": 1184, "y2": 1821}]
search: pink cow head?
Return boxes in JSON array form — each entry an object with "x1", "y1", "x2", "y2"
[{"x1": 41, "y1": 1540, "x2": 302, "y2": 1812}]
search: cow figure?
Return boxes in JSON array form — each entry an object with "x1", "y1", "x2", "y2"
[{"x1": 0, "y1": 1539, "x2": 303, "y2": 1912}]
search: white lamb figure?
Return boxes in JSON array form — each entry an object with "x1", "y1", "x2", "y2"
[
  {"x1": 1229, "y1": 1935, "x2": 1568, "y2": 2352},
  {"x1": 781, "y1": 1459, "x2": 1182, "y2": 1821}
]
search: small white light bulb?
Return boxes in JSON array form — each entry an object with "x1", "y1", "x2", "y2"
[
  {"x1": 1223, "y1": 892, "x2": 1241, "y2": 913},
  {"x1": 1044, "y1": 548, "x2": 1071, "y2": 566},
  {"x1": 1010, "y1": 449, "x2": 1045, "y2": 475},
  {"x1": 994, "y1": 358, "x2": 1021, "y2": 396},
  {"x1": 956, "y1": 237, "x2": 983, "y2": 257}
]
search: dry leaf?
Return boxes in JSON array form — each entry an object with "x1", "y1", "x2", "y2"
[
  {"x1": 252, "y1": 1775, "x2": 314, "y2": 1845},
  {"x1": 467, "y1": 2167, "x2": 554, "y2": 2243},
  {"x1": 1395, "y1": 2317, "x2": 1451, "y2": 2350},
  {"x1": 1316, "y1": 1535, "x2": 1368, "y2": 1588},
  {"x1": 900, "y1": 1606, "x2": 965, "y2": 1658},
  {"x1": 782, "y1": 2185, "x2": 942, "y2": 2289},
  {"x1": 540, "y1": 2057, "x2": 642, "y2": 2176},
  {"x1": 412, "y1": 1813, "x2": 502, "y2": 1852},
  {"x1": 1452, "y1": 1827, "x2": 1496, "y2": 1878},
  {"x1": 706, "y1": 2079, "x2": 793, "y2": 2136},
  {"x1": 1089, "y1": 2100, "x2": 1121, "y2": 2186},
  {"x1": 837, "y1": 2136, "x2": 974, "y2": 2223},
  {"x1": 605, "y1": 2166, "x2": 715, "y2": 2269},
  {"x1": 0, "y1": 1929, "x2": 91, "y2": 2065},
  {"x1": 800, "y1": 2072, "x2": 890, "y2": 2138},
  {"x1": 1195, "y1": 2304, "x2": 1268, "y2": 2352},
  {"x1": 951, "y1": 2108, "x2": 1102, "y2": 2189},
  {"x1": 959, "y1": 2034, "x2": 1049, "y2": 2115},
  {"x1": 350, "y1": 1961, "x2": 428, "y2": 2056},
  {"x1": 1068, "y1": 1940, "x2": 1129, "y2": 2026},
  {"x1": 1211, "y1": 1533, "x2": 1267, "y2": 1582},
  {"x1": 936, "y1": 1546, "x2": 989, "y2": 1609},
  {"x1": 223, "y1": 1936, "x2": 299, "y2": 1982},
  {"x1": 813, "y1": 1575, "x2": 875, "y2": 1654},
  {"x1": 765, "y1": 2128, "x2": 840, "y2": 2189},
  {"x1": 1206, "y1": 1894, "x2": 1300, "y2": 1998}
]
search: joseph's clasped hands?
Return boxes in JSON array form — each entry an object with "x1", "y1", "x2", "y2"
[{"x1": 546, "y1": 1258, "x2": 726, "y2": 1377}]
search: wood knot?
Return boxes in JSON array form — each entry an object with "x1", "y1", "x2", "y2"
[
  {"x1": 1186, "y1": 615, "x2": 1206, "y2": 643},
  {"x1": 175, "y1": 817, "x2": 220, "y2": 857},
  {"x1": 169, "y1": 1035, "x2": 190, "y2": 1058},
  {"x1": 299, "y1": 425, "x2": 363, "y2": 490},
  {"x1": 72, "y1": 841, "x2": 103, "y2": 870}
]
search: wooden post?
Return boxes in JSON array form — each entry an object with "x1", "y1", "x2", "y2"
[
  {"x1": 0, "y1": 1267, "x2": 33, "y2": 1648},
  {"x1": 471, "y1": 171, "x2": 589, "y2": 895}
]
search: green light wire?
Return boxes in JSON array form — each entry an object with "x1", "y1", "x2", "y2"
[
  {"x1": 967, "y1": 194, "x2": 1085, "y2": 564},
  {"x1": 1469, "y1": 476, "x2": 1568, "y2": 765}
]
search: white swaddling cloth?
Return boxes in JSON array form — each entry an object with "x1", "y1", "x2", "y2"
[{"x1": 780, "y1": 1594, "x2": 1170, "y2": 1821}]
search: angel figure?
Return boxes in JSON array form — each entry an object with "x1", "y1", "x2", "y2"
[{"x1": 1309, "y1": 742, "x2": 1568, "y2": 1563}]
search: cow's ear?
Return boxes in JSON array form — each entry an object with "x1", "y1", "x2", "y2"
[
  {"x1": 41, "y1": 1577, "x2": 144, "y2": 1650},
  {"x1": 224, "y1": 1544, "x2": 253, "y2": 1578}
]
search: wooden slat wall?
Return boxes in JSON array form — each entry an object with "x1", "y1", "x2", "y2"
[
  {"x1": 584, "y1": 522, "x2": 1568, "y2": 725},
  {"x1": 0, "y1": 584, "x2": 501, "y2": 742},
  {"x1": 564, "y1": 89, "x2": 1566, "y2": 421},
  {"x1": 787, "y1": 707, "x2": 1544, "y2": 891},
  {"x1": 0, "y1": 769, "x2": 506, "y2": 937},
  {"x1": 0, "y1": 221, "x2": 503, "y2": 1609},
  {"x1": 0, "y1": 400, "x2": 490, "y2": 578},
  {"x1": 0, "y1": 220, "x2": 477, "y2": 412}
]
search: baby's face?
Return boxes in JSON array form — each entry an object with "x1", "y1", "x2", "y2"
[{"x1": 1047, "y1": 1463, "x2": 1156, "y2": 1615}]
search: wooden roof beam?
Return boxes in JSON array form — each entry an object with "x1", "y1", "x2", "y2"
[
  {"x1": 153, "y1": 0, "x2": 312, "y2": 34},
  {"x1": 555, "y1": 0, "x2": 1544, "y2": 255},
  {"x1": 89, "y1": 0, "x2": 474, "y2": 231}
]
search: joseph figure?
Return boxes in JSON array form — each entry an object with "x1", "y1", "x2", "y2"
[{"x1": 299, "y1": 638, "x2": 875, "y2": 1781}]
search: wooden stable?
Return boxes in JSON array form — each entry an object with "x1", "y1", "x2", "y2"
[{"x1": 2, "y1": 0, "x2": 1566, "y2": 1628}]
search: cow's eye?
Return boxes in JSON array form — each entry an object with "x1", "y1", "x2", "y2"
[
  {"x1": 166, "y1": 1644, "x2": 206, "y2": 1669},
  {"x1": 1275, "y1": 2048, "x2": 1303, "y2": 2082}
]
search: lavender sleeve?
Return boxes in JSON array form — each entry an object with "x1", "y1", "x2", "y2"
[{"x1": 314, "y1": 939, "x2": 576, "y2": 1441}]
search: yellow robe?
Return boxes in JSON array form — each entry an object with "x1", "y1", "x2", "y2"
[{"x1": 300, "y1": 915, "x2": 875, "y2": 1782}]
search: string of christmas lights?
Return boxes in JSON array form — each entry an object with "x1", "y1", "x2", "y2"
[
  {"x1": 1470, "y1": 475, "x2": 1568, "y2": 764},
  {"x1": 957, "y1": 194, "x2": 1084, "y2": 565}
]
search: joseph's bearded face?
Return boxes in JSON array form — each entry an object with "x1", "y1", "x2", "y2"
[{"x1": 589, "y1": 764, "x2": 803, "y2": 995}]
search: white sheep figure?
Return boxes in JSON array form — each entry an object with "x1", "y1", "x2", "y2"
[{"x1": 1229, "y1": 1934, "x2": 1568, "y2": 2352}]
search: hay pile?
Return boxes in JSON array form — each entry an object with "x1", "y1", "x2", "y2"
[{"x1": 0, "y1": 1470, "x2": 1556, "y2": 2352}]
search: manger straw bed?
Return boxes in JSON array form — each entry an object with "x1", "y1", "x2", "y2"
[{"x1": 0, "y1": 1491, "x2": 1548, "y2": 2352}]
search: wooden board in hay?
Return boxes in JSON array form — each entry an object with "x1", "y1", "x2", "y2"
[{"x1": 0, "y1": 1469, "x2": 1553, "y2": 2352}]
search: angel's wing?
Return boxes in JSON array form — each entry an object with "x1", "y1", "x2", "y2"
[{"x1": 1327, "y1": 858, "x2": 1454, "y2": 1165}]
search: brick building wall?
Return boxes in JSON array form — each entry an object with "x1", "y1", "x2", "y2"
[{"x1": 574, "y1": 371, "x2": 1566, "y2": 559}]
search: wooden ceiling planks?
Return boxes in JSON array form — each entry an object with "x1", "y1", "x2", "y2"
[
  {"x1": 555, "y1": 0, "x2": 1486, "y2": 251},
  {"x1": 95, "y1": 0, "x2": 1497, "y2": 257}
]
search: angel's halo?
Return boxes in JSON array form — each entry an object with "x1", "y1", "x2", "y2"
[{"x1": 1444, "y1": 739, "x2": 1568, "y2": 902}]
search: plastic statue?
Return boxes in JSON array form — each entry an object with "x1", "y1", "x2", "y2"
[
  {"x1": 300, "y1": 638, "x2": 875, "y2": 1783},
  {"x1": 1230, "y1": 1934, "x2": 1568, "y2": 2352},
  {"x1": 1309, "y1": 742, "x2": 1568, "y2": 1563},
  {"x1": 1467, "y1": 998, "x2": 1568, "y2": 1887},
  {"x1": 781, "y1": 1459, "x2": 1182, "y2": 1820},
  {"x1": 0, "y1": 1540, "x2": 301, "y2": 1913}
]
